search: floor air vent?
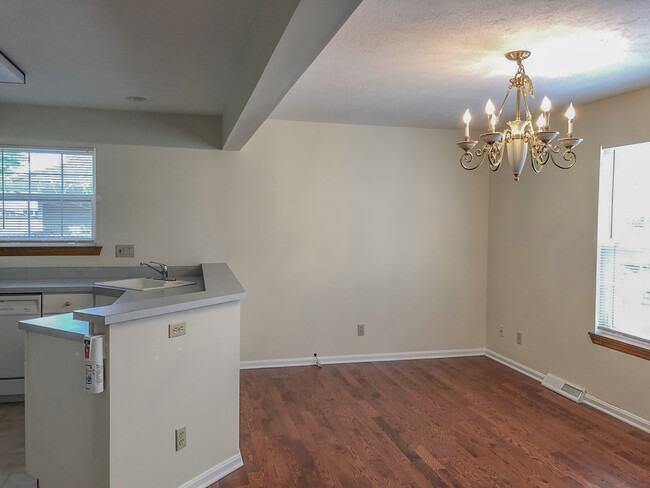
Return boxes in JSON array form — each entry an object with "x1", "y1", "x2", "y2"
[{"x1": 541, "y1": 374, "x2": 586, "y2": 403}]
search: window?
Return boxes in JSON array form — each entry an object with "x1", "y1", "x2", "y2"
[
  {"x1": 0, "y1": 146, "x2": 96, "y2": 244},
  {"x1": 596, "y1": 141, "x2": 650, "y2": 347}
]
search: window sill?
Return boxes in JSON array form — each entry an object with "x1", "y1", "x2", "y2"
[
  {"x1": 588, "y1": 332, "x2": 650, "y2": 361},
  {"x1": 0, "y1": 246, "x2": 102, "y2": 256}
]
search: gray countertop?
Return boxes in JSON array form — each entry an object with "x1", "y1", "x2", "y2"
[
  {"x1": 14, "y1": 263, "x2": 245, "y2": 339},
  {"x1": 0, "y1": 265, "x2": 203, "y2": 294}
]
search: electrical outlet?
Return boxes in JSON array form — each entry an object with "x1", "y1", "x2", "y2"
[
  {"x1": 169, "y1": 321, "x2": 186, "y2": 338},
  {"x1": 357, "y1": 324, "x2": 365, "y2": 336},
  {"x1": 499, "y1": 325, "x2": 504, "y2": 337},
  {"x1": 517, "y1": 332, "x2": 522, "y2": 345},
  {"x1": 115, "y1": 244, "x2": 135, "y2": 258},
  {"x1": 175, "y1": 426, "x2": 186, "y2": 451}
]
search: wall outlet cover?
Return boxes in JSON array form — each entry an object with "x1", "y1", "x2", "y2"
[
  {"x1": 169, "y1": 321, "x2": 187, "y2": 338},
  {"x1": 175, "y1": 426, "x2": 186, "y2": 451},
  {"x1": 357, "y1": 324, "x2": 365, "y2": 336}
]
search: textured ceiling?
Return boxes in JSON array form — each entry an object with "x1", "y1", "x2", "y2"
[
  {"x1": 1, "y1": 0, "x2": 648, "y2": 129},
  {"x1": 0, "y1": 0, "x2": 297, "y2": 114},
  {"x1": 272, "y1": 0, "x2": 650, "y2": 129}
]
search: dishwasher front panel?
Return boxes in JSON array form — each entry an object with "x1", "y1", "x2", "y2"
[{"x1": 0, "y1": 294, "x2": 42, "y2": 399}]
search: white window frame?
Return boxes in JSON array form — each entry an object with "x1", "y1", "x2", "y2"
[
  {"x1": 0, "y1": 145, "x2": 97, "y2": 246},
  {"x1": 595, "y1": 140, "x2": 650, "y2": 347}
]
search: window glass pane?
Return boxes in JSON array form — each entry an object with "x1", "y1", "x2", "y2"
[
  {"x1": 596, "y1": 141, "x2": 650, "y2": 343},
  {"x1": 62, "y1": 153, "x2": 94, "y2": 195},
  {"x1": 61, "y1": 200, "x2": 93, "y2": 239},
  {"x1": 2, "y1": 151, "x2": 29, "y2": 193},
  {"x1": 0, "y1": 146, "x2": 95, "y2": 243},
  {"x1": 611, "y1": 144, "x2": 650, "y2": 245},
  {"x1": 30, "y1": 152, "x2": 63, "y2": 195}
]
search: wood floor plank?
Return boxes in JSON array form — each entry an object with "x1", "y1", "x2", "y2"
[{"x1": 212, "y1": 357, "x2": 650, "y2": 488}]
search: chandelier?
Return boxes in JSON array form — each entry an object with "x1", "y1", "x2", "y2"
[{"x1": 456, "y1": 50, "x2": 582, "y2": 181}]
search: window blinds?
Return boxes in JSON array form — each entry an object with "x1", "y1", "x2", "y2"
[
  {"x1": 596, "y1": 142, "x2": 650, "y2": 343},
  {"x1": 0, "y1": 146, "x2": 95, "y2": 243}
]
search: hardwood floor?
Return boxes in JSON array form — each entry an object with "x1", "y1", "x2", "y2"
[{"x1": 212, "y1": 357, "x2": 650, "y2": 488}]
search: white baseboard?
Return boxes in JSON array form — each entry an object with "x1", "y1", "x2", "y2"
[
  {"x1": 484, "y1": 349, "x2": 545, "y2": 382},
  {"x1": 240, "y1": 348, "x2": 485, "y2": 370},
  {"x1": 584, "y1": 395, "x2": 650, "y2": 433},
  {"x1": 485, "y1": 349, "x2": 650, "y2": 434},
  {"x1": 178, "y1": 452, "x2": 243, "y2": 488}
]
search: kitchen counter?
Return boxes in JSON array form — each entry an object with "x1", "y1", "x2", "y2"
[
  {"x1": 15, "y1": 263, "x2": 245, "y2": 338},
  {"x1": 0, "y1": 264, "x2": 204, "y2": 293},
  {"x1": 15, "y1": 263, "x2": 245, "y2": 488}
]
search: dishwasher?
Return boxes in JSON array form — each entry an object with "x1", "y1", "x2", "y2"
[{"x1": 0, "y1": 294, "x2": 42, "y2": 402}]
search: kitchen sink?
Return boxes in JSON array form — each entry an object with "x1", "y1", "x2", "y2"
[{"x1": 94, "y1": 278, "x2": 196, "y2": 292}]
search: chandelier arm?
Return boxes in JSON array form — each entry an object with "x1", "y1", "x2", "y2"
[
  {"x1": 522, "y1": 90, "x2": 532, "y2": 122},
  {"x1": 487, "y1": 144, "x2": 498, "y2": 170},
  {"x1": 554, "y1": 149, "x2": 578, "y2": 170},
  {"x1": 460, "y1": 147, "x2": 487, "y2": 170},
  {"x1": 496, "y1": 87, "x2": 513, "y2": 122},
  {"x1": 489, "y1": 141, "x2": 505, "y2": 171},
  {"x1": 460, "y1": 151, "x2": 478, "y2": 170},
  {"x1": 531, "y1": 158, "x2": 542, "y2": 173},
  {"x1": 541, "y1": 144, "x2": 562, "y2": 168},
  {"x1": 529, "y1": 144, "x2": 545, "y2": 173}
]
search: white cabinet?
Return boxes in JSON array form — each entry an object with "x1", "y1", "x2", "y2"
[{"x1": 42, "y1": 293, "x2": 94, "y2": 316}]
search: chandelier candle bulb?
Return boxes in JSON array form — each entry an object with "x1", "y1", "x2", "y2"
[
  {"x1": 463, "y1": 109, "x2": 471, "y2": 140},
  {"x1": 541, "y1": 96, "x2": 552, "y2": 130},
  {"x1": 485, "y1": 99, "x2": 496, "y2": 132},
  {"x1": 536, "y1": 113, "x2": 546, "y2": 131},
  {"x1": 566, "y1": 103, "x2": 576, "y2": 137}
]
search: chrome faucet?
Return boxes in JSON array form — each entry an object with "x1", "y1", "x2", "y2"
[{"x1": 140, "y1": 261, "x2": 174, "y2": 281}]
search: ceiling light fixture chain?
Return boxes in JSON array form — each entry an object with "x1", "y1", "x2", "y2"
[{"x1": 456, "y1": 50, "x2": 582, "y2": 181}]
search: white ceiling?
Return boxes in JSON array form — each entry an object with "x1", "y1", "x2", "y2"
[
  {"x1": 1, "y1": 0, "x2": 649, "y2": 132},
  {"x1": 272, "y1": 0, "x2": 650, "y2": 129},
  {"x1": 0, "y1": 0, "x2": 298, "y2": 114}
]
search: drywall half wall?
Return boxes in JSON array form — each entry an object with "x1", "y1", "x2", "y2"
[
  {"x1": 0, "y1": 109, "x2": 489, "y2": 361},
  {"x1": 486, "y1": 86, "x2": 650, "y2": 420}
]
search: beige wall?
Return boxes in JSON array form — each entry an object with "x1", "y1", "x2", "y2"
[
  {"x1": 0, "y1": 114, "x2": 489, "y2": 362},
  {"x1": 224, "y1": 120, "x2": 488, "y2": 360},
  {"x1": 0, "y1": 143, "x2": 231, "y2": 268},
  {"x1": 486, "y1": 86, "x2": 650, "y2": 420}
]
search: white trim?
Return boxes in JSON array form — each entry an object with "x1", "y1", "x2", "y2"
[
  {"x1": 485, "y1": 349, "x2": 650, "y2": 434},
  {"x1": 584, "y1": 395, "x2": 650, "y2": 434},
  {"x1": 484, "y1": 349, "x2": 545, "y2": 382},
  {"x1": 596, "y1": 326, "x2": 650, "y2": 347},
  {"x1": 240, "y1": 348, "x2": 485, "y2": 370},
  {"x1": 178, "y1": 452, "x2": 243, "y2": 488}
]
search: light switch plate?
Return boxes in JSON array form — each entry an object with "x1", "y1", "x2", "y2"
[{"x1": 115, "y1": 244, "x2": 135, "y2": 258}]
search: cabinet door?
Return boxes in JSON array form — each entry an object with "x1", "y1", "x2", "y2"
[{"x1": 42, "y1": 293, "x2": 94, "y2": 315}]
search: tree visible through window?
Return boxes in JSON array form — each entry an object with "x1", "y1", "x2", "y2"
[
  {"x1": 0, "y1": 146, "x2": 95, "y2": 243},
  {"x1": 596, "y1": 141, "x2": 650, "y2": 343}
]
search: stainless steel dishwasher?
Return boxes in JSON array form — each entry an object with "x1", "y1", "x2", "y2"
[{"x1": 0, "y1": 294, "x2": 41, "y2": 402}]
